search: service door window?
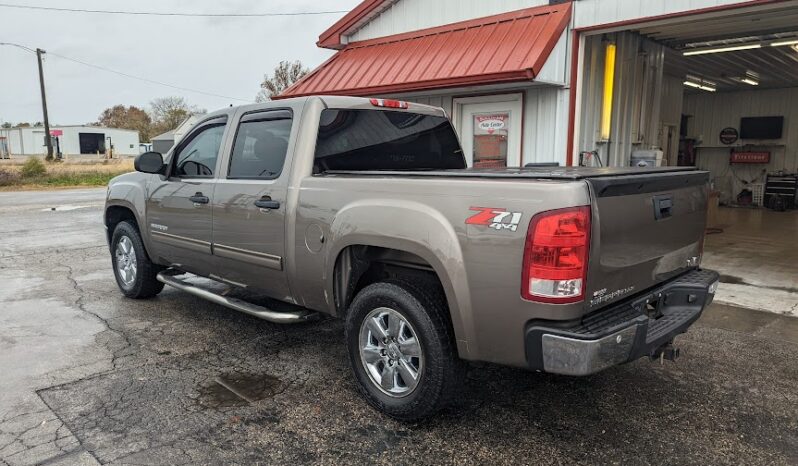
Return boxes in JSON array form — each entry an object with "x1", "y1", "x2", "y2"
[
  {"x1": 472, "y1": 112, "x2": 509, "y2": 168},
  {"x1": 174, "y1": 124, "x2": 225, "y2": 177}
]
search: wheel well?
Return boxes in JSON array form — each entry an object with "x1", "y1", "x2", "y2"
[
  {"x1": 105, "y1": 206, "x2": 138, "y2": 244},
  {"x1": 333, "y1": 245, "x2": 447, "y2": 317}
]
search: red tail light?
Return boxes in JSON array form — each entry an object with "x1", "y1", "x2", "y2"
[
  {"x1": 370, "y1": 98, "x2": 409, "y2": 109},
  {"x1": 521, "y1": 206, "x2": 591, "y2": 304}
]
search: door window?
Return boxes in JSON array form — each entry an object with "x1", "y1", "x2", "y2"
[
  {"x1": 173, "y1": 124, "x2": 225, "y2": 177},
  {"x1": 228, "y1": 115, "x2": 292, "y2": 179},
  {"x1": 472, "y1": 112, "x2": 509, "y2": 168}
]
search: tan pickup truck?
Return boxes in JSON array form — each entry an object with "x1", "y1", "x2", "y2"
[{"x1": 105, "y1": 96, "x2": 719, "y2": 420}]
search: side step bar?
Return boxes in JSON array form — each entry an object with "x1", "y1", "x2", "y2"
[{"x1": 157, "y1": 270, "x2": 319, "y2": 324}]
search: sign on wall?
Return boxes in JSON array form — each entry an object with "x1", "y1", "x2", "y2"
[
  {"x1": 730, "y1": 151, "x2": 770, "y2": 164},
  {"x1": 719, "y1": 127, "x2": 738, "y2": 145}
]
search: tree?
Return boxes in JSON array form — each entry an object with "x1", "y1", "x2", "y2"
[
  {"x1": 149, "y1": 97, "x2": 206, "y2": 136},
  {"x1": 13, "y1": 122, "x2": 31, "y2": 128},
  {"x1": 96, "y1": 105, "x2": 153, "y2": 141},
  {"x1": 256, "y1": 60, "x2": 309, "y2": 102},
  {"x1": 1, "y1": 122, "x2": 11, "y2": 129}
]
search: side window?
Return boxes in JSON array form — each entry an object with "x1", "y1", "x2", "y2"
[
  {"x1": 173, "y1": 124, "x2": 226, "y2": 177},
  {"x1": 228, "y1": 114, "x2": 292, "y2": 179}
]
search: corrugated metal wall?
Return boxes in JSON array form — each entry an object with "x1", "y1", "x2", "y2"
[
  {"x1": 577, "y1": 32, "x2": 666, "y2": 167},
  {"x1": 684, "y1": 87, "x2": 798, "y2": 203},
  {"x1": 572, "y1": 0, "x2": 748, "y2": 29},
  {"x1": 347, "y1": 0, "x2": 748, "y2": 42},
  {"x1": 348, "y1": 0, "x2": 549, "y2": 42}
]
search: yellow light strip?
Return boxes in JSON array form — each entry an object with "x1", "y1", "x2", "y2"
[{"x1": 600, "y1": 43, "x2": 616, "y2": 141}]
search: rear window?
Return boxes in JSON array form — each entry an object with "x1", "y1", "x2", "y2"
[{"x1": 314, "y1": 109, "x2": 465, "y2": 172}]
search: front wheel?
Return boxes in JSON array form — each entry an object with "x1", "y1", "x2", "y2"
[
  {"x1": 111, "y1": 221, "x2": 164, "y2": 299},
  {"x1": 345, "y1": 280, "x2": 464, "y2": 421}
]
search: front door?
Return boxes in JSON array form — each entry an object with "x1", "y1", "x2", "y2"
[
  {"x1": 146, "y1": 117, "x2": 227, "y2": 276},
  {"x1": 456, "y1": 94, "x2": 522, "y2": 168},
  {"x1": 212, "y1": 109, "x2": 294, "y2": 301}
]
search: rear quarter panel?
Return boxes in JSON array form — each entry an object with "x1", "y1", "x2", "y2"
[{"x1": 292, "y1": 175, "x2": 590, "y2": 366}]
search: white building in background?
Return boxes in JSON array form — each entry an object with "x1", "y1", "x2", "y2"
[{"x1": 0, "y1": 125, "x2": 140, "y2": 157}]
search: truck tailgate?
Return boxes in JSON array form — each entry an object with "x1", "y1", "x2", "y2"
[{"x1": 584, "y1": 171, "x2": 709, "y2": 311}]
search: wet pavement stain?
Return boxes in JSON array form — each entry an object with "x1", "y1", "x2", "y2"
[
  {"x1": 197, "y1": 372, "x2": 283, "y2": 408},
  {"x1": 719, "y1": 274, "x2": 798, "y2": 293}
]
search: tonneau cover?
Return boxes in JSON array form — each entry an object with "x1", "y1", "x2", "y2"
[{"x1": 321, "y1": 166, "x2": 701, "y2": 180}]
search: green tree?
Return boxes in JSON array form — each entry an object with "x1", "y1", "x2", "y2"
[
  {"x1": 96, "y1": 105, "x2": 153, "y2": 142},
  {"x1": 256, "y1": 60, "x2": 309, "y2": 102}
]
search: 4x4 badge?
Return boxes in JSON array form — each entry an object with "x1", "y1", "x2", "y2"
[{"x1": 465, "y1": 207, "x2": 522, "y2": 232}]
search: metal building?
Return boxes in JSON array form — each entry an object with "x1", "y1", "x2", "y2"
[
  {"x1": 280, "y1": 0, "x2": 798, "y2": 195},
  {"x1": 0, "y1": 125, "x2": 140, "y2": 157}
]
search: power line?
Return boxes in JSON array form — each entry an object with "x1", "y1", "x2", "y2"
[
  {"x1": 2, "y1": 42, "x2": 250, "y2": 101},
  {"x1": 0, "y1": 3, "x2": 348, "y2": 17},
  {"x1": 44, "y1": 51, "x2": 251, "y2": 102},
  {"x1": 0, "y1": 41, "x2": 35, "y2": 53}
]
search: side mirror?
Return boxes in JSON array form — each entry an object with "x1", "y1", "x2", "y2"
[{"x1": 134, "y1": 151, "x2": 165, "y2": 174}]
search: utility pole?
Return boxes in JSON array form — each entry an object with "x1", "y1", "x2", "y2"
[{"x1": 36, "y1": 48, "x2": 54, "y2": 161}]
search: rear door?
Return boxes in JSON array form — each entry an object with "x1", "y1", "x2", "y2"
[
  {"x1": 584, "y1": 171, "x2": 709, "y2": 311},
  {"x1": 146, "y1": 116, "x2": 227, "y2": 275},
  {"x1": 211, "y1": 109, "x2": 293, "y2": 300}
]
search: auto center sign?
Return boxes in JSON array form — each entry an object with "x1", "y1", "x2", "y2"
[{"x1": 475, "y1": 114, "x2": 507, "y2": 134}]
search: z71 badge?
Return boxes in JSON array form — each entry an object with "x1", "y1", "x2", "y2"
[{"x1": 465, "y1": 207, "x2": 522, "y2": 232}]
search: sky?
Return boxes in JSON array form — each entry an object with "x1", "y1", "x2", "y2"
[{"x1": 0, "y1": 0, "x2": 360, "y2": 125}]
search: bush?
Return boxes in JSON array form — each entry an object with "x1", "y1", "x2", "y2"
[
  {"x1": 0, "y1": 169, "x2": 20, "y2": 186},
  {"x1": 20, "y1": 158, "x2": 47, "y2": 178}
]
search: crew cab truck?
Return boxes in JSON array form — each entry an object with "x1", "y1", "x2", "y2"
[{"x1": 105, "y1": 96, "x2": 719, "y2": 420}]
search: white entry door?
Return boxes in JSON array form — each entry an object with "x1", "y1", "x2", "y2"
[{"x1": 456, "y1": 94, "x2": 522, "y2": 168}]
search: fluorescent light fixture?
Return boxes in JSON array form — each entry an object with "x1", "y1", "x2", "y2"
[
  {"x1": 600, "y1": 43, "x2": 616, "y2": 140},
  {"x1": 684, "y1": 76, "x2": 716, "y2": 92},
  {"x1": 741, "y1": 77, "x2": 759, "y2": 86},
  {"x1": 683, "y1": 43, "x2": 761, "y2": 56},
  {"x1": 770, "y1": 39, "x2": 798, "y2": 47}
]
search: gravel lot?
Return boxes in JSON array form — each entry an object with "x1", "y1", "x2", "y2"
[{"x1": 1, "y1": 188, "x2": 796, "y2": 465}]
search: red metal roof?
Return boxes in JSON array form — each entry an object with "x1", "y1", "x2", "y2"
[{"x1": 280, "y1": 3, "x2": 572, "y2": 99}]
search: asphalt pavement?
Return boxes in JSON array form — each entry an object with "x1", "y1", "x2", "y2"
[{"x1": 0, "y1": 188, "x2": 796, "y2": 465}]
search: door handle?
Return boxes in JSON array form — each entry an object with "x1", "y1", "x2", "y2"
[
  {"x1": 189, "y1": 192, "x2": 210, "y2": 205},
  {"x1": 254, "y1": 196, "x2": 280, "y2": 210}
]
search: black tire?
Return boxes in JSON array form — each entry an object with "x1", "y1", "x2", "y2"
[
  {"x1": 111, "y1": 221, "x2": 164, "y2": 299},
  {"x1": 345, "y1": 279, "x2": 464, "y2": 421}
]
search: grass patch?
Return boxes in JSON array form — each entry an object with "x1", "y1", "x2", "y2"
[{"x1": 0, "y1": 159, "x2": 134, "y2": 190}]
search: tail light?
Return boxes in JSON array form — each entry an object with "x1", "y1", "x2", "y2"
[
  {"x1": 521, "y1": 206, "x2": 591, "y2": 304},
  {"x1": 370, "y1": 98, "x2": 409, "y2": 109}
]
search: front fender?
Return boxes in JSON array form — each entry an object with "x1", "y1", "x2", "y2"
[
  {"x1": 325, "y1": 198, "x2": 476, "y2": 359},
  {"x1": 105, "y1": 173, "x2": 155, "y2": 257}
]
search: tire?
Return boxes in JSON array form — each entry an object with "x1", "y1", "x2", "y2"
[
  {"x1": 345, "y1": 279, "x2": 464, "y2": 421},
  {"x1": 111, "y1": 221, "x2": 164, "y2": 299}
]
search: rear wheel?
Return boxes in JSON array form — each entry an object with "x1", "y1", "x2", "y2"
[
  {"x1": 111, "y1": 221, "x2": 164, "y2": 299},
  {"x1": 345, "y1": 279, "x2": 464, "y2": 421}
]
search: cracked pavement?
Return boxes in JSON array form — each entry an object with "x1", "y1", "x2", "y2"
[{"x1": 1, "y1": 188, "x2": 797, "y2": 465}]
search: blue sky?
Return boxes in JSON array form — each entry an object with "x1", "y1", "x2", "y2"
[{"x1": 0, "y1": 0, "x2": 359, "y2": 125}]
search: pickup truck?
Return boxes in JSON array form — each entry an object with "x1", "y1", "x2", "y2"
[{"x1": 105, "y1": 96, "x2": 719, "y2": 420}]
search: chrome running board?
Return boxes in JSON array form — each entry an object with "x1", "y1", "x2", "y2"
[{"x1": 157, "y1": 270, "x2": 319, "y2": 324}]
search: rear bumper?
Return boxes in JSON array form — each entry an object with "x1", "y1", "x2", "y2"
[{"x1": 524, "y1": 269, "x2": 719, "y2": 376}]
